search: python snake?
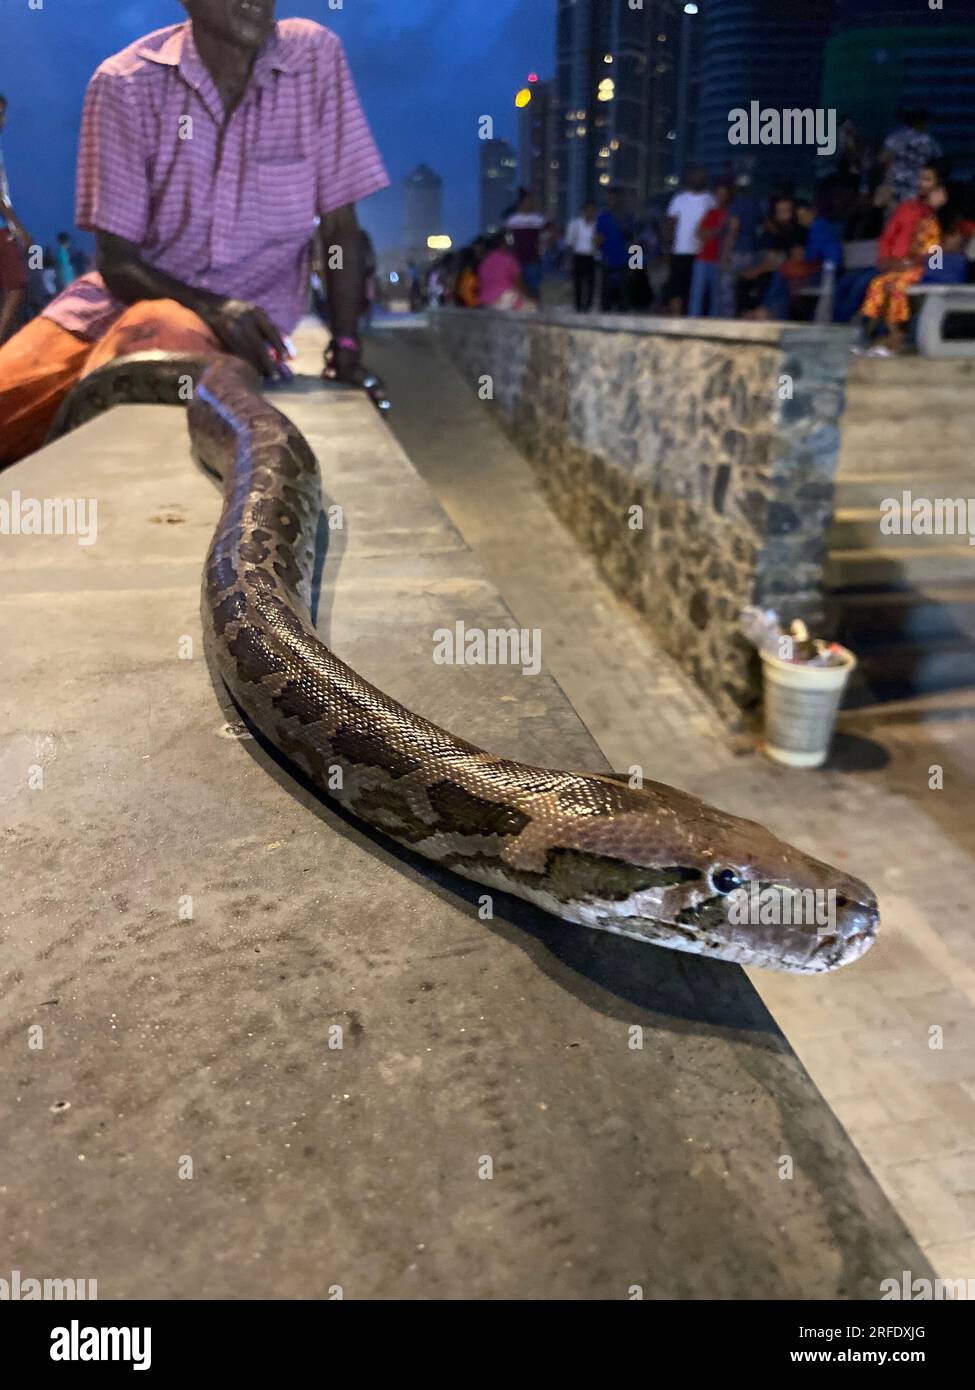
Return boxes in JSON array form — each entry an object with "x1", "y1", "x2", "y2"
[{"x1": 46, "y1": 350, "x2": 879, "y2": 974}]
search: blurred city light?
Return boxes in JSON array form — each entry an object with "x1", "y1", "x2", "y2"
[
  {"x1": 515, "y1": 87, "x2": 532, "y2": 108},
  {"x1": 427, "y1": 235, "x2": 452, "y2": 250}
]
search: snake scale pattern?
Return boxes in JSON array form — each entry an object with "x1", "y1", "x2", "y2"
[{"x1": 47, "y1": 349, "x2": 879, "y2": 974}]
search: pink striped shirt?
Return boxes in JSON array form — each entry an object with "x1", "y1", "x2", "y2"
[{"x1": 43, "y1": 18, "x2": 388, "y2": 340}]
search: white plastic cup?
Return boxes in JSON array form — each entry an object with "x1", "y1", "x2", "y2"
[{"x1": 760, "y1": 646, "x2": 856, "y2": 768}]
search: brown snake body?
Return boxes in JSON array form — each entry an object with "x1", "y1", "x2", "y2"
[{"x1": 47, "y1": 350, "x2": 879, "y2": 974}]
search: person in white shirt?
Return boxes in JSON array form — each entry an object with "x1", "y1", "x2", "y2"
[
  {"x1": 565, "y1": 200, "x2": 598, "y2": 312},
  {"x1": 665, "y1": 168, "x2": 714, "y2": 315}
]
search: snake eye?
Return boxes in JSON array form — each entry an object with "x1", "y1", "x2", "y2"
[{"x1": 712, "y1": 867, "x2": 744, "y2": 895}]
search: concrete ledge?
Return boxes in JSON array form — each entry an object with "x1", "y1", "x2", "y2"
[
  {"x1": 430, "y1": 306, "x2": 853, "y2": 726},
  {"x1": 436, "y1": 302, "x2": 852, "y2": 350},
  {"x1": 0, "y1": 338, "x2": 930, "y2": 1297}
]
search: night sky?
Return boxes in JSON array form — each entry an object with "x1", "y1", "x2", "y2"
[{"x1": 1, "y1": 0, "x2": 555, "y2": 253}]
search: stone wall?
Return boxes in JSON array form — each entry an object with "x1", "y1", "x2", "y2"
[{"x1": 429, "y1": 307, "x2": 852, "y2": 727}]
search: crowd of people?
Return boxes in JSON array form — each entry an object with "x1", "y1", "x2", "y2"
[{"x1": 425, "y1": 110, "x2": 974, "y2": 357}]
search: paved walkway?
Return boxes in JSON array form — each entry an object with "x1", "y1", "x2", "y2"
[{"x1": 368, "y1": 324, "x2": 975, "y2": 1283}]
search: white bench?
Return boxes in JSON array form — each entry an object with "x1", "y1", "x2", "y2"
[
  {"x1": 905, "y1": 284, "x2": 975, "y2": 357},
  {"x1": 796, "y1": 238, "x2": 975, "y2": 355}
]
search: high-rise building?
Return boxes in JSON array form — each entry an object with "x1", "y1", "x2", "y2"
[
  {"x1": 479, "y1": 138, "x2": 517, "y2": 234},
  {"x1": 518, "y1": 78, "x2": 558, "y2": 221},
  {"x1": 402, "y1": 164, "x2": 443, "y2": 257},
  {"x1": 554, "y1": 0, "x2": 692, "y2": 222},
  {"x1": 693, "y1": 0, "x2": 833, "y2": 194},
  {"x1": 824, "y1": 0, "x2": 975, "y2": 172}
]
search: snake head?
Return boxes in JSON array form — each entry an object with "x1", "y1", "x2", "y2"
[{"x1": 528, "y1": 773, "x2": 879, "y2": 974}]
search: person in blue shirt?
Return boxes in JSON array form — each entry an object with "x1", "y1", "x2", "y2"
[
  {"x1": 596, "y1": 189, "x2": 632, "y2": 313},
  {"x1": 757, "y1": 201, "x2": 844, "y2": 321}
]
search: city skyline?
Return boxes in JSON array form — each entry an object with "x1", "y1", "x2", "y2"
[{"x1": 3, "y1": 0, "x2": 971, "y2": 259}]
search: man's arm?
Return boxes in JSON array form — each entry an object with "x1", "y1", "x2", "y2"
[
  {"x1": 96, "y1": 230, "x2": 288, "y2": 378},
  {"x1": 319, "y1": 203, "x2": 366, "y2": 383}
]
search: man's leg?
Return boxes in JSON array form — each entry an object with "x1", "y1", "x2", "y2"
[
  {"x1": 688, "y1": 259, "x2": 706, "y2": 317},
  {"x1": 83, "y1": 297, "x2": 221, "y2": 375},
  {"x1": 572, "y1": 256, "x2": 584, "y2": 312},
  {"x1": 0, "y1": 316, "x2": 92, "y2": 466},
  {"x1": 706, "y1": 263, "x2": 724, "y2": 317},
  {"x1": 583, "y1": 257, "x2": 596, "y2": 312}
]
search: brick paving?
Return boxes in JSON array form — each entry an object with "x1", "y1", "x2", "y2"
[{"x1": 369, "y1": 325, "x2": 975, "y2": 1284}]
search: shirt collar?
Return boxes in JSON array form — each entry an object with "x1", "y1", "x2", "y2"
[{"x1": 136, "y1": 21, "x2": 303, "y2": 90}]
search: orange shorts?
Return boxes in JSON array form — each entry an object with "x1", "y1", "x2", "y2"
[{"x1": 0, "y1": 298, "x2": 220, "y2": 466}]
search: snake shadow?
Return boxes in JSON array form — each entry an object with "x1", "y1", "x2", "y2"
[{"x1": 199, "y1": 388, "x2": 785, "y2": 1045}]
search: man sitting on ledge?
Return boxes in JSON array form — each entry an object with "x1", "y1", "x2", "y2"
[{"x1": 0, "y1": 0, "x2": 388, "y2": 466}]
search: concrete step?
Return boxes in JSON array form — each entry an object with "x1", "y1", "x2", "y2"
[
  {"x1": 842, "y1": 385, "x2": 975, "y2": 423},
  {"x1": 836, "y1": 441, "x2": 975, "y2": 476},
  {"x1": 838, "y1": 417, "x2": 975, "y2": 461},
  {"x1": 827, "y1": 584, "x2": 975, "y2": 643},
  {"x1": 845, "y1": 636, "x2": 975, "y2": 700},
  {"x1": 834, "y1": 472, "x2": 975, "y2": 508},
  {"x1": 825, "y1": 545, "x2": 975, "y2": 588},
  {"x1": 828, "y1": 506, "x2": 975, "y2": 550},
  {"x1": 846, "y1": 355, "x2": 975, "y2": 389},
  {"x1": 838, "y1": 684, "x2": 975, "y2": 726}
]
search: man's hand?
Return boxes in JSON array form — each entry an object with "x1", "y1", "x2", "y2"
[{"x1": 203, "y1": 298, "x2": 289, "y2": 379}]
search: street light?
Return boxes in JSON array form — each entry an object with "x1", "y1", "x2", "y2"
[
  {"x1": 427, "y1": 235, "x2": 452, "y2": 250},
  {"x1": 515, "y1": 87, "x2": 532, "y2": 108}
]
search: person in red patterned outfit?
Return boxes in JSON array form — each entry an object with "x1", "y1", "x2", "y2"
[{"x1": 0, "y1": 0, "x2": 388, "y2": 465}]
